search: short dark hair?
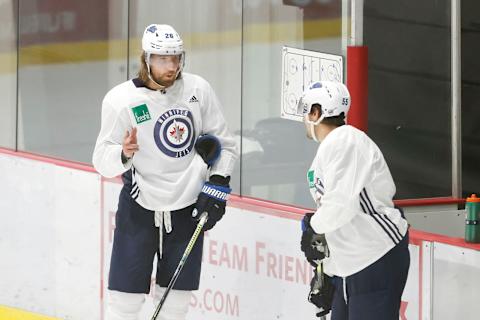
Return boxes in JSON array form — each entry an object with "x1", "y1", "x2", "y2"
[{"x1": 311, "y1": 104, "x2": 346, "y2": 127}]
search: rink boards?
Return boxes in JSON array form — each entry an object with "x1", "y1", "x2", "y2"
[{"x1": 1, "y1": 150, "x2": 479, "y2": 320}]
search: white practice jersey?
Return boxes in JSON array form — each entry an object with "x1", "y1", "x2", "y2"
[
  {"x1": 307, "y1": 125, "x2": 408, "y2": 277},
  {"x1": 93, "y1": 73, "x2": 238, "y2": 211}
]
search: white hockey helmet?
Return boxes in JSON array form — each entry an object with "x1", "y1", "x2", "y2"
[
  {"x1": 299, "y1": 81, "x2": 351, "y2": 124},
  {"x1": 142, "y1": 24, "x2": 185, "y2": 75}
]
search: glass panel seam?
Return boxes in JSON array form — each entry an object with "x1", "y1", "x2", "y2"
[
  {"x1": 239, "y1": 0, "x2": 244, "y2": 197},
  {"x1": 451, "y1": 0, "x2": 462, "y2": 197},
  {"x1": 15, "y1": 0, "x2": 20, "y2": 152},
  {"x1": 127, "y1": 0, "x2": 130, "y2": 80}
]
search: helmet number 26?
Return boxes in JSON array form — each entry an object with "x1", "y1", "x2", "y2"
[{"x1": 165, "y1": 33, "x2": 174, "y2": 38}]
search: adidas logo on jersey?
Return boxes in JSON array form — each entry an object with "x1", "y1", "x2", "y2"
[{"x1": 189, "y1": 95, "x2": 199, "y2": 103}]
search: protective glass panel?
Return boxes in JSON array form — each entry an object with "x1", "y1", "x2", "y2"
[
  {"x1": 461, "y1": 0, "x2": 480, "y2": 197},
  {"x1": 242, "y1": 0, "x2": 344, "y2": 207},
  {"x1": 128, "y1": 0, "x2": 242, "y2": 192},
  {"x1": 17, "y1": 0, "x2": 129, "y2": 162},
  {"x1": 364, "y1": 0, "x2": 452, "y2": 198},
  {"x1": 0, "y1": 1, "x2": 17, "y2": 149}
]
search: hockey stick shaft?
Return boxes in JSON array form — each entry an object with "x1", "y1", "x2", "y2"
[
  {"x1": 151, "y1": 212, "x2": 208, "y2": 320},
  {"x1": 317, "y1": 263, "x2": 327, "y2": 320}
]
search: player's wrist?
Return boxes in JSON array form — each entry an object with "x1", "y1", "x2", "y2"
[
  {"x1": 209, "y1": 174, "x2": 230, "y2": 187},
  {"x1": 121, "y1": 150, "x2": 132, "y2": 164}
]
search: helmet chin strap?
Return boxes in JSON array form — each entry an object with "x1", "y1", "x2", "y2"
[
  {"x1": 145, "y1": 53, "x2": 183, "y2": 91},
  {"x1": 146, "y1": 63, "x2": 167, "y2": 91},
  {"x1": 305, "y1": 114, "x2": 325, "y2": 143},
  {"x1": 310, "y1": 123, "x2": 319, "y2": 142}
]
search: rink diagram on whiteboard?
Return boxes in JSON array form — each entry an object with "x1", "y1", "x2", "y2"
[{"x1": 281, "y1": 46, "x2": 343, "y2": 122}]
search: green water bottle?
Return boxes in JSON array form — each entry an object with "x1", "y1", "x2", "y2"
[{"x1": 465, "y1": 194, "x2": 480, "y2": 243}]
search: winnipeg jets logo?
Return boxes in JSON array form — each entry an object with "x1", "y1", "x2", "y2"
[
  {"x1": 154, "y1": 108, "x2": 196, "y2": 158},
  {"x1": 169, "y1": 120, "x2": 186, "y2": 142},
  {"x1": 147, "y1": 25, "x2": 157, "y2": 33}
]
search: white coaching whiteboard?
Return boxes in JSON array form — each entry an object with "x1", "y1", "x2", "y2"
[{"x1": 281, "y1": 46, "x2": 343, "y2": 122}]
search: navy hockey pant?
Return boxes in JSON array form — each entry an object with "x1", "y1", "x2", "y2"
[
  {"x1": 331, "y1": 232, "x2": 410, "y2": 320},
  {"x1": 108, "y1": 185, "x2": 204, "y2": 293}
]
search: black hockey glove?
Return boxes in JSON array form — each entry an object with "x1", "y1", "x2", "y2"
[
  {"x1": 308, "y1": 266, "x2": 335, "y2": 317},
  {"x1": 195, "y1": 134, "x2": 221, "y2": 167},
  {"x1": 301, "y1": 212, "x2": 328, "y2": 267},
  {"x1": 192, "y1": 175, "x2": 231, "y2": 231}
]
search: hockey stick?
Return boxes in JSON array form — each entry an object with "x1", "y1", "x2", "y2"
[
  {"x1": 151, "y1": 212, "x2": 208, "y2": 320},
  {"x1": 317, "y1": 263, "x2": 327, "y2": 320},
  {"x1": 315, "y1": 244, "x2": 329, "y2": 320}
]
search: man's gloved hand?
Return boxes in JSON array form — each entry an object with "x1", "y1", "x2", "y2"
[
  {"x1": 301, "y1": 212, "x2": 328, "y2": 267},
  {"x1": 192, "y1": 175, "x2": 231, "y2": 231},
  {"x1": 195, "y1": 134, "x2": 221, "y2": 167},
  {"x1": 308, "y1": 267, "x2": 335, "y2": 317}
]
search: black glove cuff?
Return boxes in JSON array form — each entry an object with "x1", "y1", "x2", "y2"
[
  {"x1": 209, "y1": 174, "x2": 230, "y2": 187},
  {"x1": 121, "y1": 151, "x2": 131, "y2": 164},
  {"x1": 195, "y1": 134, "x2": 221, "y2": 166}
]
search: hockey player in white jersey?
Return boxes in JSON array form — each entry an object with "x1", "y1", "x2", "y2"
[
  {"x1": 298, "y1": 81, "x2": 410, "y2": 319},
  {"x1": 93, "y1": 24, "x2": 238, "y2": 320}
]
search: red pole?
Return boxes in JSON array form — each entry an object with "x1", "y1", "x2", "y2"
[{"x1": 346, "y1": 46, "x2": 369, "y2": 132}]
